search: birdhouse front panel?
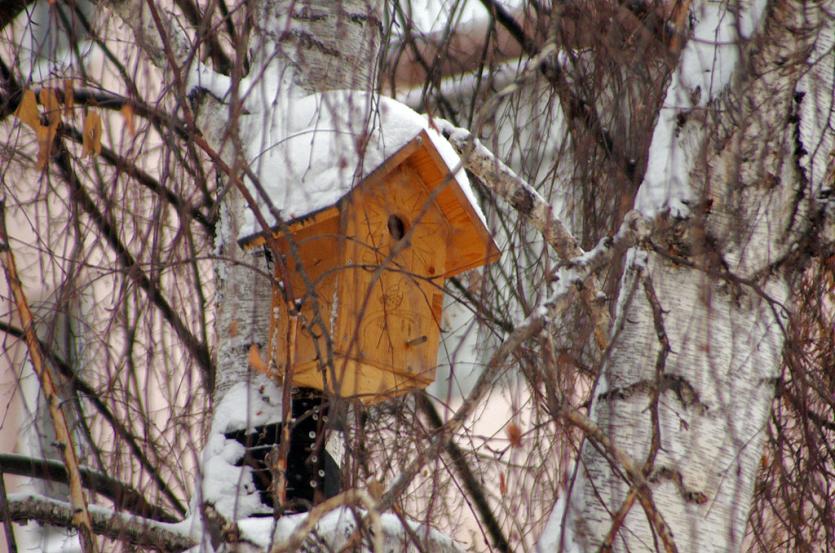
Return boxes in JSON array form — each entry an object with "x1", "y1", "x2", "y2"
[
  {"x1": 332, "y1": 164, "x2": 450, "y2": 399},
  {"x1": 266, "y1": 163, "x2": 452, "y2": 402}
]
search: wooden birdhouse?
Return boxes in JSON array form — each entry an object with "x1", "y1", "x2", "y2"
[{"x1": 240, "y1": 129, "x2": 499, "y2": 403}]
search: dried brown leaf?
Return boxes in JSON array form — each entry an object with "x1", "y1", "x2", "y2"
[
  {"x1": 82, "y1": 110, "x2": 102, "y2": 157},
  {"x1": 15, "y1": 89, "x2": 60, "y2": 170},
  {"x1": 506, "y1": 422, "x2": 523, "y2": 448},
  {"x1": 63, "y1": 80, "x2": 74, "y2": 117},
  {"x1": 14, "y1": 89, "x2": 40, "y2": 131},
  {"x1": 39, "y1": 88, "x2": 61, "y2": 127},
  {"x1": 121, "y1": 104, "x2": 135, "y2": 136}
]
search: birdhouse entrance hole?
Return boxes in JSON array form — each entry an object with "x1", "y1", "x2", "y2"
[
  {"x1": 387, "y1": 214, "x2": 407, "y2": 241},
  {"x1": 241, "y1": 131, "x2": 500, "y2": 403}
]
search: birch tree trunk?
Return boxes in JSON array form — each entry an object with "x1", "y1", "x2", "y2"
[
  {"x1": 213, "y1": 0, "x2": 382, "y2": 398},
  {"x1": 205, "y1": 0, "x2": 384, "y2": 525},
  {"x1": 541, "y1": 2, "x2": 832, "y2": 551}
]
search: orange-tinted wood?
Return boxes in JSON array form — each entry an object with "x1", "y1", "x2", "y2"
[
  {"x1": 268, "y1": 214, "x2": 342, "y2": 384},
  {"x1": 240, "y1": 130, "x2": 500, "y2": 403},
  {"x1": 328, "y1": 165, "x2": 449, "y2": 400},
  {"x1": 241, "y1": 206, "x2": 340, "y2": 250}
]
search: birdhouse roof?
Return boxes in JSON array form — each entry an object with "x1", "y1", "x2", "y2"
[
  {"x1": 239, "y1": 91, "x2": 498, "y2": 275},
  {"x1": 237, "y1": 92, "x2": 490, "y2": 249}
]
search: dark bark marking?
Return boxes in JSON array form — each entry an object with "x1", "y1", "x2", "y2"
[
  {"x1": 511, "y1": 186, "x2": 536, "y2": 215},
  {"x1": 650, "y1": 466, "x2": 709, "y2": 504},
  {"x1": 598, "y1": 374, "x2": 708, "y2": 414},
  {"x1": 279, "y1": 29, "x2": 341, "y2": 58}
]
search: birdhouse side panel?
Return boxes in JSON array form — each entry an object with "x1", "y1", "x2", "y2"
[{"x1": 268, "y1": 215, "x2": 342, "y2": 384}]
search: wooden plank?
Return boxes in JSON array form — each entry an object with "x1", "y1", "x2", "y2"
[
  {"x1": 335, "y1": 166, "x2": 447, "y2": 398},
  {"x1": 239, "y1": 206, "x2": 341, "y2": 251},
  {"x1": 269, "y1": 214, "x2": 343, "y2": 379},
  {"x1": 291, "y1": 356, "x2": 434, "y2": 404}
]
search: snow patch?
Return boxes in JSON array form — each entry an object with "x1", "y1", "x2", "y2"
[
  {"x1": 185, "y1": 61, "x2": 232, "y2": 102},
  {"x1": 210, "y1": 375, "x2": 284, "y2": 434},
  {"x1": 537, "y1": 491, "x2": 576, "y2": 552},
  {"x1": 201, "y1": 376, "x2": 284, "y2": 518},
  {"x1": 236, "y1": 507, "x2": 459, "y2": 551}
]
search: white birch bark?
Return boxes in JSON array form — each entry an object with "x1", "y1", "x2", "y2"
[
  {"x1": 540, "y1": 2, "x2": 832, "y2": 552},
  {"x1": 201, "y1": 0, "x2": 387, "y2": 537},
  {"x1": 213, "y1": 0, "x2": 383, "y2": 400}
]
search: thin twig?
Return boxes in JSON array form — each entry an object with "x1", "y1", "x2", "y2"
[
  {"x1": 53, "y1": 141, "x2": 214, "y2": 390},
  {"x1": 0, "y1": 321, "x2": 188, "y2": 517},
  {"x1": 597, "y1": 272, "x2": 670, "y2": 553},
  {"x1": 0, "y1": 201, "x2": 99, "y2": 553},
  {"x1": 416, "y1": 393, "x2": 511, "y2": 553},
  {"x1": 599, "y1": 487, "x2": 638, "y2": 552},
  {"x1": 437, "y1": 119, "x2": 616, "y2": 349},
  {"x1": 379, "y1": 301, "x2": 554, "y2": 511},
  {"x1": 558, "y1": 405, "x2": 679, "y2": 553},
  {"x1": 378, "y1": 214, "x2": 649, "y2": 511},
  {"x1": 271, "y1": 489, "x2": 383, "y2": 553},
  {"x1": 173, "y1": 0, "x2": 233, "y2": 74}
]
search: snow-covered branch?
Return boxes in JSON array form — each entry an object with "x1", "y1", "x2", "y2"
[
  {"x1": 271, "y1": 489, "x2": 383, "y2": 553},
  {"x1": 436, "y1": 119, "x2": 614, "y2": 349},
  {"x1": 0, "y1": 204, "x2": 99, "y2": 553},
  {"x1": 0, "y1": 453, "x2": 177, "y2": 523},
  {"x1": 379, "y1": 212, "x2": 649, "y2": 512},
  {"x1": 5, "y1": 494, "x2": 196, "y2": 551}
]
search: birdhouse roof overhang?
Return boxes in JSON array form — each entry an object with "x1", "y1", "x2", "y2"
[{"x1": 239, "y1": 129, "x2": 499, "y2": 277}]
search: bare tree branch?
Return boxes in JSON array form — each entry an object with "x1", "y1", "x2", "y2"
[
  {"x1": 0, "y1": 321, "x2": 189, "y2": 517},
  {"x1": 52, "y1": 141, "x2": 215, "y2": 390},
  {"x1": 0, "y1": 0, "x2": 35, "y2": 31},
  {"x1": 437, "y1": 120, "x2": 655, "y2": 349},
  {"x1": 0, "y1": 470, "x2": 18, "y2": 553},
  {"x1": 416, "y1": 394, "x2": 510, "y2": 553},
  {"x1": 172, "y1": 0, "x2": 233, "y2": 74},
  {"x1": 0, "y1": 454, "x2": 178, "y2": 523}
]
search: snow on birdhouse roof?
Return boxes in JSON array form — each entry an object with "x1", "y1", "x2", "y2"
[{"x1": 238, "y1": 91, "x2": 486, "y2": 240}]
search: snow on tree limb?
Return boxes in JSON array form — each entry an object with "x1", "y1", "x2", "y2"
[
  {"x1": 435, "y1": 118, "x2": 615, "y2": 349},
  {"x1": 0, "y1": 453, "x2": 177, "y2": 522},
  {"x1": 270, "y1": 489, "x2": 384, "y2": 553},
  {"x1": 380, "y1": 212, "x2": 649, "y2": 513},
  {"x1": 221, "y1": 502, "x2": 462, "y2": 553},
  {"x1": 5, "y1": 493, "x2": 196, "y2": 551},
  {"x1": 543, "y1": 1, "x2": 824, "y2": 550}
]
